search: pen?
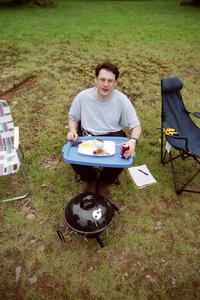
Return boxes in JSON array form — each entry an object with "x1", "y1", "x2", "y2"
[{"x1": 138, "y1": 169, "x2": 148, "y2": 176}]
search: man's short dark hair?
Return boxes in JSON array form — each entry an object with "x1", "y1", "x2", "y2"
[{"x1": 95, "y1": 62, "x2": 119, "y2": 80}]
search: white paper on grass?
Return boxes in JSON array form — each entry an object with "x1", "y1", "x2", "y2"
[{"x1": 128, "y1": 164, "x2": 157, "y2": 188}]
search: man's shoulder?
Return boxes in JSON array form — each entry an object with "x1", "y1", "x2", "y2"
[
  {"x1": 77, "y1": 87, "x2": 94, "y2": 98},
  {"x1": 114, "y1": 89, "x2": 129, "y2": 101}
]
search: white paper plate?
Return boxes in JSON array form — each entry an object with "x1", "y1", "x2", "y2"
[{"x1": 78, "y1": 140, "x2": 116, "y2": 156}]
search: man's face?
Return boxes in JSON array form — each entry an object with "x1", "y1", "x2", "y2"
[{"x1": 95, "y1": 69, "x2": 117, "y2": 99}]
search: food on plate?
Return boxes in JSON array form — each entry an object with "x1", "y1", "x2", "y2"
[
  {"x1": 93, "y1": 148, "x2": 109, "y2": 156},
  {"x1": 78, "y1": 139, "x2": 115, "y2": 156},
  {"x1": 80, "y1": 141, "x2": 92, "y2": 148},
  {"x1": 92, "y1": 139, "x2": 104, "y2": 150}
]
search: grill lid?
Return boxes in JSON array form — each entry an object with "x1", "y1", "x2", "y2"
[{"x1": 64, "y1": 192, "x2": 115, "y2": 235}]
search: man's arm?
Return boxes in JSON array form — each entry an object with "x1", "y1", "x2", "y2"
[
  {"x1": 130, "y1": 125, "x2": 142, "y2": 141},
  {"x1": 123, "y1": 125, "x2": 142, "y2": 158},
  {"x1": 67, "y1": 118, "x2": 79, "y2": 141}
]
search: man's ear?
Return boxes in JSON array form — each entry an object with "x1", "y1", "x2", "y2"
[
  {"x1": 114, "y1": 80, "x2": 118, "y2": 87},
  {"x1": 94, "y1": 76, "x2": 98, "y2": 84}
]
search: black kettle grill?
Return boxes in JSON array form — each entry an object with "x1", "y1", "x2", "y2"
[{"x1": 57, "y1": 192, "x2": 119, "y2": 247}]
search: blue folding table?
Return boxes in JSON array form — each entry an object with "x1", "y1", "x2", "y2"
[{"x1": 62, "y1": 136, "x2": 133, "y2": 168}]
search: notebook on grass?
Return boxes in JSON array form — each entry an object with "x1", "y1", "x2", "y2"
[{"x1": 128, "y1": 164, "x2": 157, "y2": 188}]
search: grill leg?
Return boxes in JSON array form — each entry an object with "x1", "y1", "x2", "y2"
[
  {"x1": 56, "y1": 230, "x2": 66, "y2": 242},
  {"x1": 96, "y1": 235, "x2": 104, "y2": 248}
]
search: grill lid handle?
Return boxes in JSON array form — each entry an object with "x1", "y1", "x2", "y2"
[{"x1": 80, "y1": 194, "x2": 96, "y2": 210}]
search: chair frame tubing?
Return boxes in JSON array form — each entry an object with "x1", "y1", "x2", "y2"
[
  {"x1": 0, "y1": 148, "x2": 30, "y2": 202},
  {"x1": 161, "y1": 145, "x2": 200, "y2": 194}
]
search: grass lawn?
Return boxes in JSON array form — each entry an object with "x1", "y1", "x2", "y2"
[{"x1": 0, "y1": 0, "x2": 200, "y2": 299}]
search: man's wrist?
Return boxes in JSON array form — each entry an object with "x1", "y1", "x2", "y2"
[
  {"x1": 129, "y1": 137, "x2": 138, "y2": 145},
  {"x1": 69, "y1": 129, "x2": 77, "y2": 134}
]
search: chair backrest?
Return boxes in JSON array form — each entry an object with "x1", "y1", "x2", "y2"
[
  {"x1": 0, "y1": 100, "x2": 20, "y2": 176},
  {"x1": 161, "y1": 77, "x2": 200, "y2": 154},
  {"x1": 0, "y1": 100, "x2": 15, "y2": 152}
]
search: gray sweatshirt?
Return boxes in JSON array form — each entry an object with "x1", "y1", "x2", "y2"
[{"x1": 69, "y1": 87, "x2": 140, "y2": 135}]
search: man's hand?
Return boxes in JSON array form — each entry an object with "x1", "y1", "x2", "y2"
[
  {"x1": 67, "y1": 130, "x2": 78, "y2": 142},
  {"x1": 67, "y1": 119, "x2": 79, "y2": 141},
  {"x1": 122, "y1": 125, "x2": 141, "y2": 158},
  {"x1": 122, "y1": 139, "x2": 136, "y2": 158}
]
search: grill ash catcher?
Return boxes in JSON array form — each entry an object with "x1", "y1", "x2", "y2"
[{"x1": 57, "y1": 192, "x2": 120, "y2": 247}]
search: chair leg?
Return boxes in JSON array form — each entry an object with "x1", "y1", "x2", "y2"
[
  {"x1": 1, "y1": 191, "x2": 30, "y2": 203},
  {"x1": 161, "y1": 149, "x2": 167, "y2": 164},
  {"x1": 169, "y1": 151, "x2": 200, "y2": 195},
  {"x1": 1, "y1": 164, "x2": 30, "y2": 203},
  {"x1": 169, "y1": 151, "x2": 179, "y2": 193},
  {"x1": 178, "y1": 168, "x2": 200, "y2": 194}
]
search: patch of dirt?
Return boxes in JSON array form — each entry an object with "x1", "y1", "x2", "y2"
[
  {"x1": 77, "y1": 286, "x2": 105, "y2": 300},
  {"x1": 0, "y1": 75, "x2": 37, "y2": 101},
  {"x1": 0, "y1": 286, "x2": 24, "y2": 300},
  {"x1": 0, "y1": 209, "x2": 5, "y2": 223},
  {"x1": 116, "y1": 247, "x2": 142, "y2": 277},
  {"x1": 35, "y1": 274, "x2": 67, "y2": 298},
  {"x1": 0, "y1": 247, "x2": 26, "y2": 299}
]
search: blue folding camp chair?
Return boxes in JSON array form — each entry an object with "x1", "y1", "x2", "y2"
[
  {"x1": 0, "y1": 100, "x2": 30, "y2": 202},
  {"x1": 160, "y1": 77, "x2": 200, "y2": 194}
]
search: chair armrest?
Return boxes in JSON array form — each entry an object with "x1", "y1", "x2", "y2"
[{"x1": 14, "y1": 127, "x2": 19, "y2": 150}]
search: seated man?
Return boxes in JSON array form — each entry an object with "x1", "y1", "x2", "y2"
[{"x1": 67, "y1": 61, "x2": 141, "y2": 196}]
